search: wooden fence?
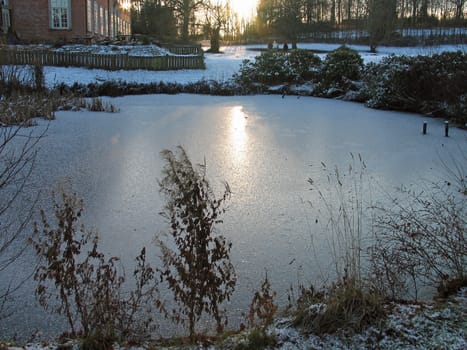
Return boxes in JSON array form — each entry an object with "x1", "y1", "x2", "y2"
[
  {"x1": 0, "y1": 47, "x2": 205, "y2": 71},
  {"x1": 165, "y1": 44, "x2": 204, "y2": 55}
]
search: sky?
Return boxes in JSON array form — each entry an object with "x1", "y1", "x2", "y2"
[{"x1": 230, "y1": 0, "x2": 258, "y2": 21}]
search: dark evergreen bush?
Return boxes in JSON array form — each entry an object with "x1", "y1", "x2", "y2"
[
  {"x1": 320, "y1": 46, "x2": 363, "y2": 90},
  {"x1": 234, "y1": 50, "x2": 322, "y2": 87},
  {"x1": 234, "y1": 52, "x2": 290, "y2": 86},
  {"x1": 286, "y1": 50, "x2": 322, "y2": 82},
  {"x1": 364, "y1": 55, "x2": 415, "y2": 110},
  {"x1": 364, "y1": 51, "x2": 467, "y2": 124}
]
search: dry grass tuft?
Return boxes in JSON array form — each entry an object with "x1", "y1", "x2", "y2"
[
  {"x1": 0, "y1": 93, "x2": 56, "y2": 126},
  {"x1": 294, "y1": 278, "x2": 385, "y2": 334}
]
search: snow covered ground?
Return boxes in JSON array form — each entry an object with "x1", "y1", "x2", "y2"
[
  {"x1": 52, "y1": 44, "x2": 173, "y2": 57},
  {"x1": 4, "y1": 288, "x2": 466, "y2": 349},
  {"x1": 44, "y1": 43, "x2": 466, "y2": 88}
]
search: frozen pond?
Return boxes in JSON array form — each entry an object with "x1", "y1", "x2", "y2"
[{"x1": 1, "y1": 94, "x2": 466, "y2": 341}]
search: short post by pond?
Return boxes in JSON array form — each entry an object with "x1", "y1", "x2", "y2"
[
  {"x1": 445, "y1": 121, "x2": 449, "y2": 137},
  {"x1": 423, "y1": 121, "x2": 427, "y2": 135}
]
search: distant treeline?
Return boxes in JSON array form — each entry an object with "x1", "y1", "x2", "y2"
[{"x1": 130, "y1": 0, "x2": 466, "y2": 49}]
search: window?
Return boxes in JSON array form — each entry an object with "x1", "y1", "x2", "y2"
[
  {"x1": 104, "y1": 9, "x2": 108, "y2": 36},
  {"x1": 1, "y1": 8, "x2": 11, "y2": 33},
  {"x1": 93, "y1": 0, "x2": 98, "y2": 33},
  {"x1": 100, "y1": 6, "x2": 104, "y2": 35},
  {"x1": 50, "y1": 0, "x2": 71, "y2": 29},
  {"x1": 110, "y1": 13, "x2": 114, "y2": 37},
  {"x1": 87, "y1": 0, "x2": 92, "y2": 32}
]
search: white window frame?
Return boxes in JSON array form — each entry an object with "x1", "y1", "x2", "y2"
[{"x1": 49, "y1": 0, "x2": 71, "y2": 30}]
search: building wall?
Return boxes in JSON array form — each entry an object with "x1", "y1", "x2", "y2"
[
  {"x1": 9, "y1": 0, "x2": 131, "y2": 43},
  {"x1": 10, "y1": 0, "x2": 87, "y2": 42}
]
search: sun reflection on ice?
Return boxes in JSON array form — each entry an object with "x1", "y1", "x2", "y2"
[{"x1": 229, "y1": 106, "x2": 248, "y2": 162}]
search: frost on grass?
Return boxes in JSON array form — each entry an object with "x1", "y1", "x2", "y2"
[{"x1": 272, "y1": 288, "x2": 467, "y2": 350}]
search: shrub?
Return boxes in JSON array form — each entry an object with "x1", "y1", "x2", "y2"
[
  {"x1": 157, "y1": 146, "x2": 236, "y2": 338},
  {"x1": 233, "y1": 50, "x2": 321, "y2": 87},
  {"x1": 0, "y1": 93, "x2": 56, "y2": 126},
  {"x1": 94, "y1": 81, "x2": 126, "y2": 97},
  {"x1": 87, "y1": 97, "x2": 119, "y2": 113},
  {"x1": 286, "y1": 50, "x2": 322, "y2": 82},
  {"x1": 364, "y1": 55, "x2": 415, "y2": 111},
  {"x1": 364, "y1": 51, "x2": 467, "y2": 124},
  {"x1": 184, "y1": 79, "x2": 212, "y2": 94},
  {"x1": 369, "y1": 179, "x2": 466, "y2": 300},
  {"x1": 247, "y1": 272, "x2": 277, "y2": 328},
  {"x1": 320, "y1": 46, "x2": 363, "y2": 90},
  {"x1": 0, "y1": 65, "x2": 34, "y2": 96},
  {"x1": 234, "y1": 52, "x2": 288, "y2": 86},
  {"x1": 30, "y1": 191, "x2": 159, "y2": 344},
  {"x1": 208, "y1": 80, "x2": 238, "y2": 96}
]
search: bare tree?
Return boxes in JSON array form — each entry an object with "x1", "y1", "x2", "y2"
[
  {"x1": 204, "y1": 0, "x2": 233, "y2": 52},
  {"x1": 368, "y1": 0, "x2": 397, "y2": 52},
  {"x1": 450, "y1": 0, "x2": 466, "y2": 20},
  {"x1": 167, "y1": 0, "x2": 206, "y2": 41}
]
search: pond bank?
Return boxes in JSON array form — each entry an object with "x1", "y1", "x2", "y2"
[{"x1": 1, "y1": 288, "x2": 466, "y2": 349}]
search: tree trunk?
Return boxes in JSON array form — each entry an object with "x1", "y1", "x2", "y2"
[
  {"x1": 181, "y1": 20, "x2": 189, "y2": 41},
  {"x1": 181, "y1": 7, "x2": 190, "y2": 42},
  {"x1": 368, "y1": 0, "x2": 396, "y2": 51},
  {"x1": 420, "y1": 0, "x2": 428, "y2": 22},
  {"x1": 210, "y1": 28, "x2": 221, "y2": 53},
  {"x1": 330, "y1": 0, "x2": 336, "y2": 24}
]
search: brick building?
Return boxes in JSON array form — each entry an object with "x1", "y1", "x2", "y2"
[{"x1": 1, "y1": 0, "x2": 131, "y2": 43}]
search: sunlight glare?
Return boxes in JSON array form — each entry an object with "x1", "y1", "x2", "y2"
[
  {"x1": 119, "y1": 0, "x2": 131, "y2": 10},
  {"x1": 229, "y1": 106, "x2": 248, "y2": 162},
  {"x1": 230, "y1": 0, "x2": 258, "y2": 21}
]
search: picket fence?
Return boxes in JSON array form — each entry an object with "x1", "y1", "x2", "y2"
[{"x1": 0, "y1": 46, "x2": 205, "y2": 71}]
